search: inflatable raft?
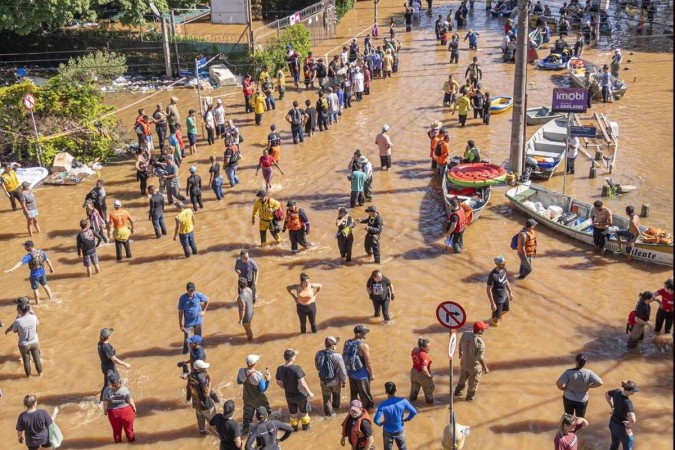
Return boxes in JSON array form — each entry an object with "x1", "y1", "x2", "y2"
[
  {"x1": 446, "y1": 163, "x2": 507, "y2": 187},
  {"x1": 490, "y1": 96, "x2": 513, "y2": 114}
]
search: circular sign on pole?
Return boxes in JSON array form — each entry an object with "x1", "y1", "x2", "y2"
[
  {"x1": 448, "y1": 330, "x2": 457, "y2": 360},
  {"x1": 436, "y1": 301, "x2": 467, "y2": 329},
  {"x1": 22, "y1": 94, "x2": 35, "y2": 110}
]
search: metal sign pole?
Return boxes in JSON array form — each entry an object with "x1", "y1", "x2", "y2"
[
  {"x1": 562, "y1": 112, "x2": 571, "y2": 195},
  {"x1": 195, "y1": 58, "x2": 204, "y2": 139},
  {"x1": 29, "y1": 110, "x2": 43, "y2": 167},
  {"x1": 448, "y1": 329, "x2": 457, "y2": 449}
]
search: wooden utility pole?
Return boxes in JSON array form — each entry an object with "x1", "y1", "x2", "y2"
[{"x1": 509, "y1": 0, "x2": 529, "y2": 176}]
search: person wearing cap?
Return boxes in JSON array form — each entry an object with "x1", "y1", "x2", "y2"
[
  {"x1": 373, "y1": 381, "x2": 417, "y2": 450},
  {"x1": 102, "y1": 371, "x2": 137, "y2": 443},
  {"x1": 610, "y1": 48, "x2": 622, "y2": 78},
  {"x1": 251, "y1": 190, "x2": 282, "y2": 247},
  {"x1": 315, "y1": 336, "x2": 348, "y2": 417},
  {"x1": 166, "y1": 96, "x2": 180, "y2": 134},
  {"x1": 454, "y1": 321, "x2": 489, "y2": 402},
  {"x1": 343, "y1": 325, "x2": 375, "y2": 410},
  {"x1": 213, "y1": 98, "x2": 226, "y2": 139},
  {"x1": 161, "y1": 154, "x2": 187, "y2": 204},
  {"x1": 316, "y1": 57, "x2": 328, "y2": 90},
  {"x1": 178, "y1": 282, "x2": 209, "y2": 353},
  {"x1": 358, "y1": 156, "x2": 374, "y2": 202},
  {"x1": 84, "y1": 179, "x2": 108, "y2": 224},
  {"x1": 359, "y1": 205, "x2": 384, "y2": 264},
  {"x1": 223, "y1": 136, "x2": 242, "y2": 188},
  {"x1": 209, "y1": 399, "x2": 242, "y2": 450},
  {"x1": 487, "y1": 255, "x2": 513, "y2": 327},
  {"x1": 185, "y1": 166, "x2": 204, "y2": 211},
  {"x1": 283, "y1": 201, "x2": 311, "y2": 253},
  {"x1": 590, "y1": 200, "x2": 613, "y2": 253},
  {"x1": 98, "y1": 327, "x2": 131, "y2": 401},
  {"x1": 516, "y1": 218, "x2": 537, "y2": 279},
  {"x1": 76, "y1": 218, "x2": 103, "y2": 276},
  {"x1": 353, "y1": 66, "x2": 365, "y2": 101},
  {"x1": 245, "y1": 406, "x2": 294, "y2": 450},
  {"x1": 442, "y1": 74, "x2": 459, "y2": 109},
  {"x1": 654, "y1": 278, "x2": 674, "y2": 334},
  {"x1": 409, "y1": 338, "x2": 434, "y2": 405},
  {"x1": 152, "y1": 103, "x2": 168, "y2": 150},
  {"x1": 174, "y1": 201, "x2": 198, "y2": 257},
  {"x1": 1, "y1": 160, "x2": 22, "y2": 211},
  {"x1": 19, "y1": 181, "x2": 40, "y2": 237},
  {"x1": 5, "y1": 241, "x2": 54, "y2": 304},
  {"x1": 429, "y1": 127, "x2": 444, "y2": 170},
  {"x1": 375, "y1": 125, "x2": 393, "y2": 171},
  {"x1": 186, "y1": 359, "x2": 217, "y2": 434},
  {"x1": 341, "y1": 399, "x2": 375, "y2": 450},
  {"x1": 16, "y1": 395, "x2": 53, "y2": 450},
  {"x1": 237, "y1": 354, "x2": 271, "y2": 434},
  {"x1": 235, "y1": 250, "x2": 259, "y2": 303},
  {"x1": 463, "y1": 140, "x2": 482, "y2": 163},
  {"x1": 275, "y1": 348, "x2": 315, "y2": 431},
  {"x1": 4, "y1": 300, "x2": 42, "y2": 377},
  {"x1": 446, "y1": 197, "x2": 467, "y2": 254},
  {"x1": 556, "y1": 353, "x2": 603, "y2": 418},
  {"x1": 605, "y1": 380, "x2": 639, "y2": 450},
  {"x1": 236, "y1": 277, "x2": 255, "y2": 341},
  {"x1": 179, "y1": 334, "x2": 206, "y2": 379},
  {"x1": 224, "y1": 119, "x2": 240, "y2": 147}
]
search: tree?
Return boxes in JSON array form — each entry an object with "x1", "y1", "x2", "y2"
[
  {"x1": 0, "y1": 0, "x2": 92, "y2": 35},
  {"x1": 58, "y1": 51, "x2": 127, "y2": 85}
]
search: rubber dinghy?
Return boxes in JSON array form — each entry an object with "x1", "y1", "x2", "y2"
[
  {"x1": 490, "y1": 96, "x2": 513, "y2": 114},
  {"x1": 446, "y1": 162, "x2": 507, "y2": 187}
]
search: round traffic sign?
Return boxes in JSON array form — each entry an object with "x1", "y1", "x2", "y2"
[
  {"x1": 22, "y1": 94, "x2": 35, "y2": 110},
  {"x1": 435, "y1": 301, "x2": 467, "y2": 329}
]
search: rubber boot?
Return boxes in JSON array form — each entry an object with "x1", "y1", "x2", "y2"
[
  {"x1": 290, "y1": 417, "x2": 299, "y2": 432},
  {"x1": 301, "y1": 414, "x2": 311, "y2": 430}
]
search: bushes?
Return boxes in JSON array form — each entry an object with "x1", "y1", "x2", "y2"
[
  {"x1": 251, "y1": 24, "x2": 312, "y2": 76},
  {"x1": 58, "y1": 51, "x2": 127, "y2": 85},
  {"x1": 0, "y1": 80, "x2": 120, "y2": 166},
  {"x1": 336, "y1": 0, "x2": 356, "y2": 21}
]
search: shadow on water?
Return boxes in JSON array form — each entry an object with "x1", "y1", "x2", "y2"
[
  {"x1": 119, "y1": 345, "x2": 183, "y2": 359},
  {"x1": 62, "y1": 425, "x2": 201, "y2": 448},
  {"x1": 490, "y1": 419, "x2": 558, "y2": 434}
]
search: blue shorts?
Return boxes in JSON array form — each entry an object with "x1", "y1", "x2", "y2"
[
  {"x1": 188, "y1": 133, "x2": 197, "y2": 146},
  {"x1": 30, "y1": 274, "x2": 47, "y2": 290}
]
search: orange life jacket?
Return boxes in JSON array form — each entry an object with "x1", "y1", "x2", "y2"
[
  {"x1": 285, "y1": 209, "x2": 304, "y2": 231},
  {"x1": 517, "y1": 229, "x2": 537, "y2": 255},
  {"x1": 342, "y1": 409, "x2": 373, "y2": 449},
  {"x1": 451, "y1": 205, "x2": 467, "y2": 233},
  {"x1": 430, "y1": 136, "x2": 442, "y2": 158}
]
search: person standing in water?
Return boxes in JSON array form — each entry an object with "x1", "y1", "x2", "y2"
[
  {"x1": 251, "y1": 190, "x2": 282, "y2": 247},
  {"x1": 1, "y1": 160, "x2": 22, "y2": 211},
  {"x1": 605, "y1": 380, "x2": 639, "y2": 450},
  {"x1": 486, "y1": 256, "x2": 513, "y2": 327},
  {"x1": 102, "y1": 372, "x2": 137, "y2": 443},
  {"x1": 236, "y1": 354, "x2": 271, "y2": 435},
  {"x1": 627, "y1": 291, "x2": 655, "y2": 349},
  {"x1": 275, "y1": 349, "x2": 315, "y2": 431},
  {"x1": 286, "y1": 273, "x2": 322, "y2": 334},
  {"x1": 283, "y1": 201, "x2": 311, "y2": 253},
  {"x1": 237, "y1": 277, "x2": 254, "y2": 341},
  {"x1": 343, "y1": 325, "x2": 375, "y2": 410},
  {"x1": 19, "y1": 182, "x2": 40, "y2": 237},
  {"x1": 98, "y1": 327, "x2": 131, "y2": 401},
  {"x1": 554, "y1": 414, "x2": 588, "y2": 450},
  {"x1": 76, "y1": 218, "x2": 103, "y2": 277},
  {"x1": 454, "y1": 321, "x2": 489, "y2": 402},
  {"x1": 245, "y1": 406, "x2": 294, "y2": 450},
  {"x1": 16, "y1": 394, "x2": 54, "y2": 450},
  {"x1": 107, "y1": 200, "x2": 134, "y2": 262},
  {"x1": 336, "y1": 207, "x2": 355, "y2": 262},
  {"x1": 5, "y1": 240, "x2": 55, "y2": 304},
  {"x1": 366, "y1": 270, "x2": 395, "y2": 324},
  {"x1": 653, "y1": 278, "x2": 674, "y2": 334},
  {"x1": 4, "y1": 300, "x2": 42, "y2": 377},
  {"x1": 555, "y1": 353, "x2": 603, "y2": 418},
  {"x1": 235, "y1": 250, "x2": 259, "y2": 304},
  {"x1": 255, "y1": 148, "x2": 283, "y2": 191},
  {"x1": 174, "y1": 201, "x2": 198, "y2": 258},
  {"x1": 178, "y1": 282, "x2": 209, "y2": 353}
]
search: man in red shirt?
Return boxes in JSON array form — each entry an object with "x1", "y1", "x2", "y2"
[
  {"x1": 409, "y1": 337, "x2": 434, "y2": 404},
  {"x1": 654, "y1": 278, "x2": 673, "y2": 334}
]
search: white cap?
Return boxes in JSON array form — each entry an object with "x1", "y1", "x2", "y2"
[
  {"x1": 193, "y1": 360, "x2": 210, "y2": 370},
  {"x1": 113, "y1": 200, "x2": 122, "y2": 207},
  {"x1": 216, "y1": 99, "x2": 222, "y2": 104},
  {"x1": 246, "y1": 354, "x2": 260, "y2": 365},
  {"x1": 382, "y1": 124, "x2": 390, "y2": 131}
]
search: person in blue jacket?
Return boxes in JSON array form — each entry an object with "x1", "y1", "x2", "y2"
[{"x1": 373, "y1": 382, "x2": 417, "y2": 450}]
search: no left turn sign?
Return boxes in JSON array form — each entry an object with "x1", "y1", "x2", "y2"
[
  {"x1": 436, "y1": 301, "x2": 467, "y2": 329},
  {"x1": 23, "y1": 94, "x2": 35, "y2": 110}
]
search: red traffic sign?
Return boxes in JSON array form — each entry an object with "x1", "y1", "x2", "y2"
[
  {"x1": 22, "y1": 94, "x2": 35, "y2": 110},
  {"x1": 436, "y1": 301, "x2": 466, "y2": 329}
]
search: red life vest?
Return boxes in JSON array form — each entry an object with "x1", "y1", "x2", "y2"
[
  {"x1": 342, "y1": 410, "x2": 373, "y2": 449},
  {"x1": 285, "y1": 209, "x2": 304, "y2": 231},
  {"x1": 451, "y1": 206, "x2": 467, "y2": 233}
]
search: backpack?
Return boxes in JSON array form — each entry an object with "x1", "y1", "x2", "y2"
[
  {"x1": 291, "y1": 108, "x2": 303, "y2": 126},
  {"x1": 510, "y1": 233, "x2": 520, "y2": 250},
  {"x1": 316, "y1": 349, "x2": 337, "y2": 383},
  {"x1": 626, "y1": 311, "x2": 636, "y2": 333},
  {"x1": 434, "y1": 141, "x2": 444, "y2": 157},
  {"x1": 273, "y1": 204, "x2": 285, "y2": 221},
  {"x1": 343, "y1": 340, "x2": 364, "y2": 372},
  {"x1": 28, "y1": 249, "x2": 45, "y2": 270},
  {"x1": 318, "y1": 98, "x2": 329, "y2": 112},
  {"x1": 227, "y1": 147, "x2": 240, "y2": 166}
]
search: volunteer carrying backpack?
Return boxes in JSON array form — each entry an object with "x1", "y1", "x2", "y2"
[
  {"x1": 434, "y1": 141, "x2": 444, "y2": 157},
  {"x1": 316, "y1": 349, "x2": 337, "y2": 383},
  {"x1": 510, "y1": 232, "x2": 520, "y2": 250},
  {"x1": 343, "y1": 340, "x2": 364, "y2": 372},
  {"x1": 291, "y1": 108, "x2": 303, "y2": 126}
]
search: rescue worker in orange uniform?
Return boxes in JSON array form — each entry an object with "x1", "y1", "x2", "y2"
[
  {"x1": 283, "y1": 201, "x2": 311, "y2": 253},
  {"x1": 430, "y1": 128, "x2": 445, "y2": 171},
  {"x1": 446, "y1": 197, "x2": 467, "y2": 254},
  {"x1": 433, "y1": 131, "x2": 450, "y2": 172}
]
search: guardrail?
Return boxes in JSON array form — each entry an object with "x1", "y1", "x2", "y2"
[{"x1": 253, "y1": 0, "x2": 335, "y2": 43}]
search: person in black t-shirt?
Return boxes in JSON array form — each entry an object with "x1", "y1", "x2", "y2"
[
  {"x1": 147, "y1": 185, "x2": 166, "y2": 238},
  {"x1": 486, "y1": 256, "x2": 513, "y2": 327},
  {"x1": 366, "y1": 270, "x2": 395, "y2": 323},
  {"x1": 16, "y1": 394, "x2": 53, "y2": 450},
  {"x1": 210, "y1": 400, "x2": 242, "y2": 450},
  {"x1": 275, "y1": 349, "x2": 315, "y2": 431},
  {"x1": 627, "y1": 291, "x2": 655, "y2": 348},
  {"x1": 76, "y1": 219, "x2": 103, "y2": 277},
  {"x1": 245, "y1": 406, "x2": 293, "y2": 450},
  {"x1": 208, "y1": 155, "x2": 224, "y2": 201},
  {"x1": 98, "y1": 327, "x2": 130, "y2": 401},
  {"x1": 605, "y1": 380, "x2": 639, "y2": 450}
]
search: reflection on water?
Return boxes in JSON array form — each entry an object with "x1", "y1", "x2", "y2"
[{"x1": 0, "y1": 0, "x2": 671, "y2": 449}]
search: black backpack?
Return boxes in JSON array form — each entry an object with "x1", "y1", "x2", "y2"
[
  {"x1": 435, "y1": 141, "x2": 444, "y2": 157},
  {"x1": 291, "y1": 108, "x2": 303, "y2": 126}
]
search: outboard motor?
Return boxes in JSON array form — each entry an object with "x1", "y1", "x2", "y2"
[{"x1": 520, "y1": 157, "x2": 539, "y2": 182}]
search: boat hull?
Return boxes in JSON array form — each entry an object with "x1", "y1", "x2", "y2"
[{"x1": 567, "y1": 57, "x2": 628, "y2": 100}]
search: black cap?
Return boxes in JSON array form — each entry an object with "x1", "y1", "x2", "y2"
[
  {"x1": 256, "y1": 189, "x2": 266, "y2": 198},
  {"x1": 223, "y1": 399, "x2": 236, "y2": 418},
  {"x1": 255, "y1": 406, "x2": 269, "y2": 420},
  {"x1": 365, "y1": 206, "x2": 377, "y2": 213},
  {"x1": 22, "y1": 240, "x2": 34, "y2": 247},
  {"x1": 286, "y1": 200, "x2": 296, "y2": 208},
  {"x1": 186, "y1": 282, "x2": 196, "y2": 291},
  {"x1": 354, "y1": 325, "x2": 370, "y2": 335}
]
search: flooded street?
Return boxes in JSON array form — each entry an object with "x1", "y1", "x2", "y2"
[{"x1": 0, "y1": 1, "x2": 672, "y2": 449}]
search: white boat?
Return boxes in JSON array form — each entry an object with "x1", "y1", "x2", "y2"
[
  {"x1": 0, "y1": 166, "x2": 49, "y2": 189},
  {"x1": 567, "y1": 57, "x2": 628, "y2": 100},
  {"x1": 526, "y1": 105, "x2": 565, "y2": 125},
  {"x1": 506, "y1": 183, "x2": 674, "y2": 266},
  {"x1": 525, "y1": 118, "x2": 569, "y2": 179},
  {"x1": 441, "y1": 155, "x2": 493, "y2": 228}
]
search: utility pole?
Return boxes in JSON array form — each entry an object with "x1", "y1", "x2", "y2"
[
  {"x1": 170, "y1": 10, "x2": 181, "y2": 76},
  {"x1": 509, "y1": 0, "x2": 528, "y2": 176},
  {"x1": 247, "y1": 0, "x2": 255, "y2": 53},
  {"x1": 374, "y1": 0, "x2": 379, "y2": 26},
  {"x1": 150, "y1": 2, "x2": 172, "y2": 78}
]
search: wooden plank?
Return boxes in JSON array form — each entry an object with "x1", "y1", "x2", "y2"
[{"x1": 594, "y1": 112, "x2": 611, "y2": 143}]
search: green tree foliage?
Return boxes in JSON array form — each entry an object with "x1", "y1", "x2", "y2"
[
  {"x1": 0, "y1": 80, "x2": 120, "y2": 165},
  {"x1": 58, "y1": 51, "x2": 127, "y2": 85},
  {"x1": 252, "y1": 25, "x2": 311, "y2": 77},
  {"x1": 336, "y1": 0, "x2": 356, "y2": 20},
  {"x1": 261, "y1": 0, "x2": 316, "y2": 20},
  {"x1": 0, "y1": 0, "x2": 92, "y2": 35}
]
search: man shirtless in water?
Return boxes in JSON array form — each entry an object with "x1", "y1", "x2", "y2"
[{"x1": 616, "y1": 205, "x2": 640, "y2": 262}]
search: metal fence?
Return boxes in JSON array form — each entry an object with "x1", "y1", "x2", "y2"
[{"x1": 253, "y1": 0, "x2": 336, "y2": 44}]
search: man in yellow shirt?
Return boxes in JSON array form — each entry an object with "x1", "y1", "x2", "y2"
[
  {"x1": 258, "y1": 66, "x2": 270, "y2": 84},
  {"x1": 251, "y1": 189, "x2": 282, "y2": 247},
  {"x1": 456, "y1": 93, "x2": 472, "y2": 127},
  {"x1": 251, "y1": 88, "x2": 267, "y2": 126},
  {"x1": 174, "y1": 201, "x2": 198, "y2": 257},
  {"x1": 276, "y1": 67, "x2": 286, "y2": 100},
  {"x1": 442, "y1": 75, "x2": 460, "y2": 114},
  {"x1": 1, "y1": 161, "x2": 23, "y2": 211}
]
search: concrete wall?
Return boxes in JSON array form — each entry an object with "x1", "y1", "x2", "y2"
[{"x1": 211, "y1": 0, "x2": 248, "y2": 24}]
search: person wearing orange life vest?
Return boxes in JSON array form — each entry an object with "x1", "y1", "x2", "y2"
[
  {"x1": 433, "y1": 131, "x2": 451, "y2": 172},
  {"x1": 341, "y1": 399, "x2": 375, "y2": 450},
  {"x1": 517, "y1": 218, "x2": 537, "y2": 279},
  {"x1": 429, "y1": 127, "x2": 444, "y2": 170},
  {"x1": 447, "y1": 197, "x2": 467, "y2": 254},
  {"x1": 283, "y1": 201, "x2": 311, "y2": 253}
]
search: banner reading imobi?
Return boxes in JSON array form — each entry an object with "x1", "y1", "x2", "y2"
[{"x1": 551, "y1": 88, "x2": 588, "y2": 113}]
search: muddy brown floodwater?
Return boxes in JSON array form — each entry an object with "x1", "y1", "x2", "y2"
[{"x1": 0, "y1": 1, "x2": 672, "y2": 449}]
